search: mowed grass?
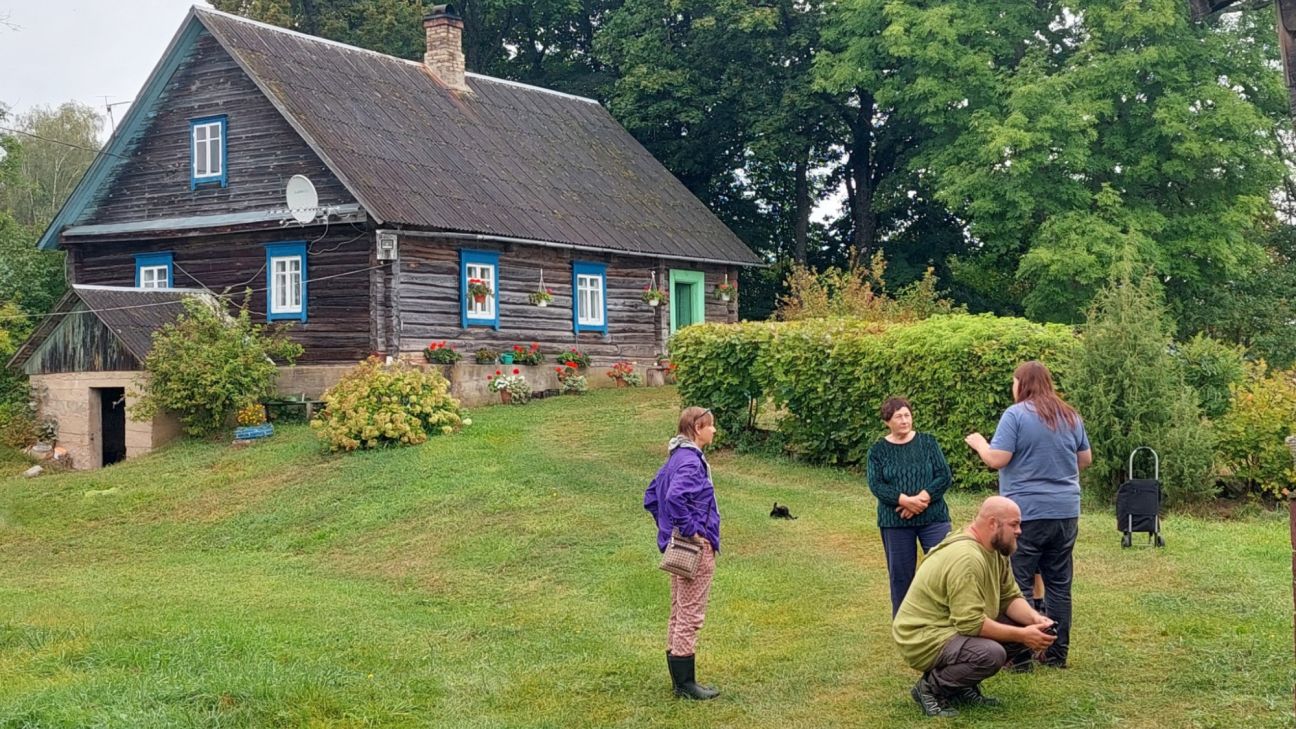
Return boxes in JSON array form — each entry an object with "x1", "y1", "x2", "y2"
[{"x1": 0, "y1": 387, "x2": 1291, "y2": 728}]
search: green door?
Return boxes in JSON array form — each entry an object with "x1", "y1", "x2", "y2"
[
  {"x1": 669, "y1": 269, "x2": 706, "y2": 334},
  {"x1": 674, "y1": 281, "x2": 694, "y2": 328}
]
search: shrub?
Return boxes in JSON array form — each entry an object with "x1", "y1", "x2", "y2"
[
  {"x1": 474, "y1": 348, "x2": 498, "y2": 365},
  {"x1": 0, "y1": 399, "x2": 38, "y2": 449},
  {"x1": 554, "y1": 348, "x2": 590, "y2": 368},
  {"x1": 606, "y1": 360, "x2": 642, "y2": 386},
  {"x1": 1174, "y1": 334, "x2": 1246, "y2": 420},
  {"x1": 776, "y1": 250, "x2": 960, "y2": 322},
  {"x1": 1067, "y1": 275, "x2": 1217, "y2": 504},
  {"x1": 1214, "y1": 362, "x2": 1296, "y2": 500},
  {"x1": 510, "y1": 343, "x2": 544, "y2": 366},
  {"x1": 311, "y1": 356, "x2": 463, "y2": 451},
  {"x1": 132, "y1": 297, "x2": 302, "y2": 436},
  {"x1": 423, "y1": 341, "x2": 462, "y2": 364},
  {"x1": 670, "y1": 321, "x2": 777, "y2": 441}
]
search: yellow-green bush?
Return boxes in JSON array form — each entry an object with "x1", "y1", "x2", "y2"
[
  {"x1": 1214, "y1": 362, "x2": 1296, "y2": 500},
  {"x1": 311, "y1": 357, "x2": 464, "y2": 452}
]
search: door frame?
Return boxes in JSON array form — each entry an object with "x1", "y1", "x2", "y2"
[{"x1": 668, "y1": 269, "x2": 706, "y2": 334}]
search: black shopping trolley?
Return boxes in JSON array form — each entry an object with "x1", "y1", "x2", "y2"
[{"x1": 1117, "y1": 446, "x2": 1164, "y2": 548}]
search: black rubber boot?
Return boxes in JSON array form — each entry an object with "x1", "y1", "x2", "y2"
[
  {"x1": 911, "y1": 673, "x2": 958, "y2": 718},
  {"x1": 667, "y1": 653, "x2": 720, "y2": 700}
]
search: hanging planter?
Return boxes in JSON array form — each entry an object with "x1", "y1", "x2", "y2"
[
  {"x1": 530, "y1": 270, "x2": 553, "y2": 307},
  {"x1": 716, "y1": 275, "x2": 737, "y2": 303},
  {"x1": 642, "y1": 270, "x2": 667, "y2": 307}
]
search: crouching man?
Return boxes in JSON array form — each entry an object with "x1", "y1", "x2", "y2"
[{"x1": 892, "y1": 496, "x2": 1056, "y2": 718}]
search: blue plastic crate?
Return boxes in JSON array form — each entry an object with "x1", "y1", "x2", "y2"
[{"x1": 234, "y1": 423, "x2": 274, "y2": 440}]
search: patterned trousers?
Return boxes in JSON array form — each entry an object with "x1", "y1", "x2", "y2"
[{"x1": 667, "y1": 539, "x2": 716, "y2": 656}]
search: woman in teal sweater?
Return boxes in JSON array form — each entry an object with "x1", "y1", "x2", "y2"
[{"x1": 867, "y1": 397, "x2": 953, "y2": 618}]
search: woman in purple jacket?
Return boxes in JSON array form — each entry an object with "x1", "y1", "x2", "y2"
[{"x1": 644, "y1": 406, "x2": 721, "y2": 700}]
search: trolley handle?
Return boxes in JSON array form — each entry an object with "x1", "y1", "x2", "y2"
[{"x1": 1128, "y1": 446, "x2": 1159, "y2": 481}]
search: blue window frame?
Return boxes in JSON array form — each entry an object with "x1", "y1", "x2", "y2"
[
  {"x1": 190, "y1": 115, "x2": 227, "y2": 189},
  {"x1": 265, "y1": 242, "x2": 307, "y2": 322},
  {"x1": 134, "y1": 252, "x2": 173, "y2": 289},
  {"x1": 460, "y1": 249, "x2": 500, "y2": 329},
  {"x1": 572, "y1": 261, "x2": 607, "y2": 334}
]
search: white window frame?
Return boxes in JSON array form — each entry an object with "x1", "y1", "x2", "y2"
[
  {"x1": 576, "y1": 273, "x2": 604, "y2": 327},
  {"x1": 269, "y1": 255, "x2": 303, "y2": 315},
  {"x1": 138, "y1": 265, "x2": 169, "y2": 289},
  {"x1": 192, "y1": 119, "x2": 224, "y2": 181},
  {"x1": 466, "y1": 262, "x2": 496, "y2": 320}
]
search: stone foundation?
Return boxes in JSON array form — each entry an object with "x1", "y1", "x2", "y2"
[{"x1": 30, "y1": 371, "x2": 182, "y2": 471}]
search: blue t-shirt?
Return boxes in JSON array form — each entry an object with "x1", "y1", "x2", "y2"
[{"x1": 990, "y1": 402, "x2": 1090, "y2": 521}]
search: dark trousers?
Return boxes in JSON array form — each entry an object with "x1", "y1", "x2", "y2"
[
  {"x1": 1010, "y1": 517, "x2": 1078, "y2": 663},
  {"x1": 925, "y1": 618, "x2": 1032, "y2": 695},
  {"x1": 881, "y1": 521, "x2": 952, "y2": 618}
]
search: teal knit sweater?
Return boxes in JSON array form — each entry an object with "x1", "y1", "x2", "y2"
[{"x1": 866, "y1": 432, "x2": 952, "y2": 529}]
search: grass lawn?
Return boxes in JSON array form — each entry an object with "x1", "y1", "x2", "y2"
[{"x1": 0, "y1": 386, "x2": 1291, "y2": 728}]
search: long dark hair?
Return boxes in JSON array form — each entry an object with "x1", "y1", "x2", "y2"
[{"x1": 1013, "y1": 361, "x2": 1078, "y2": 431}]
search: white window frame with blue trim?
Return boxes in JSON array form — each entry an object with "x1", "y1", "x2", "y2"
[
  {"x1": 190, "y1": 115, "x2": 227, "y2": 189},
  {"x1": 265, "y1": 242, "x2": 307, "y2": 322},
  {"x1": 460, "y1": 250, "x2": 500, "y2": 329},
  {"x1": 571, "y1": 261, "x2": 607, "y2": 334},
  {"x1": 134, "y1": 252, "x2": 173, "y2": 289}
]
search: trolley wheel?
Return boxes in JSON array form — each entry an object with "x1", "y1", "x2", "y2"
[
  {"x1": 1121, "y1": 532, "x2": 1132, "y2": 549},
  {"x1": 1153, "y1": 533, "x2": 1165, "y2": 548}
]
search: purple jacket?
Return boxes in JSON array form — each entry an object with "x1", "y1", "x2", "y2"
[{"x1": 644, "y1": 440, "x2": 721, "y2": 554}]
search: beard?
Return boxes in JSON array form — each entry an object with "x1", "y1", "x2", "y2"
[{"x1": 990, "y1": 532, "x2": 1016, "y2": 557}]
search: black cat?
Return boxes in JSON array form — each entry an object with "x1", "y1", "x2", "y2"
[{"x1": 770, "y1": 502, "x2": 797, "y2": 520}]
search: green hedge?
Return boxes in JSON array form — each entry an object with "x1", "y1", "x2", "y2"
[
  {"x1": 672, "y1": 314, "x2": 1078, "y2": 489},
  {"x1": 669, "y1": 321, "x2": 778, "y2": 441}
]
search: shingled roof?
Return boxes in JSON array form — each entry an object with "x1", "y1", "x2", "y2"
[
  {"x1": 8, "y1": 286, "x2": 210, "y2": 371},
  {"x1": 191, "y1": 8, "x2": 760, "y2": 266}
]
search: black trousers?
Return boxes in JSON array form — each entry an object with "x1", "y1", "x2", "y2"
[{"x1": 1010, "y1": 517, "x2": 1078, "y2": 663}]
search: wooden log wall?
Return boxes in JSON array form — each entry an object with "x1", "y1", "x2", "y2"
[
  {"x1": 79, "y1": 32, "x2": 354, "y2": 226},
  {"x1": 68, "y1": 226, "x2": 374, "y2": 364},
  {"x1": 392, "y1": 235, "x2": 738, "y2": 362}
]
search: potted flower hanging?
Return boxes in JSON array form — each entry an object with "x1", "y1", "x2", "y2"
[
  {"x1": 529, "y1": 288, "x2": 554, "y2": 307},
  {"x1": 642, "y1": 286, "x2": 668, "y2": 307},
  {"x1": 467, "y1": 278, "x2": 492, "y2": 304},
  {"x1": 716, "y1": 277, "x2": 737, "y2": 302}
]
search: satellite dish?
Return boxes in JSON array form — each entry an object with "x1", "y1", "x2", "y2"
[{"x1": 285, "y1": 175, "x2": 319, "y2": 224}]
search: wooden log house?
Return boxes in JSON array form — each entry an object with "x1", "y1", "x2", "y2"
[{"x1": 17, "y1": 5, "x2": 761, "y2": 468}]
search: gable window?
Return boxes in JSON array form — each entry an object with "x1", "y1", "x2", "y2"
[
  {"x1": 460, "y1": 250, "x2": 500, "y2": 329},
  {"x1": 190, "y1": 115, "x2": 227, "y2": 188},
  {"x1": 134, "y1": 252, "x2": 173, "y2": 289},
  {"x1": 265, "y1": 242, "x2": 307, "y2": 322},
  {"x1": 572, "y1": 261, "x2": 607, "y2": 334}
]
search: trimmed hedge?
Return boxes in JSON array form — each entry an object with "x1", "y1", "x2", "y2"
[{"x1": 671, "y1": 314, "x2": 1078, "y2": 489}]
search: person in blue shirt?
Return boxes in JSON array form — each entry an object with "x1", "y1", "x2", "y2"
[{"x1": 964, "y1": 361, "x2": 1091, "y2": 669}]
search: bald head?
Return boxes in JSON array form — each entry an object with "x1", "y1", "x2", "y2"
[
  {"x1": 976, "y1": 496, "x2": 1020, "y2": 525},
  {"x1": 970, "y1": 496, "x2": 1022, "y2": 557}
]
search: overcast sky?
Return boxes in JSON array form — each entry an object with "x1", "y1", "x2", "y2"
[{"x1": 0, "y1": 0, "x2": 210, "y2": 133}]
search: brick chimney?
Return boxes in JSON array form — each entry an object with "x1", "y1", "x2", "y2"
[{"x1": 423, "y1": 4, "x2": 468, "y2": 92}]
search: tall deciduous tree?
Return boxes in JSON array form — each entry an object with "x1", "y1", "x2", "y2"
[{"x1": 819, "y1": 0, "x2": 1288, "y2": 322}]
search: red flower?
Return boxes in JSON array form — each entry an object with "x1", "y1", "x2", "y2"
[
  {"x1": 530, "y1": 342, "x2": 539, "y2": 350},
  {"x1": 512, "y1": 368, "x2": 520, "y2": 375},
  {"x1": 495, "y1": 370, "x2": 502, "y2": 375},
  {"x1": 555, "y1": 367, "x2": 564, "y2": 374},
  {"x1": 565, "y1": 360, "x2": 578, "y2": 369}
]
